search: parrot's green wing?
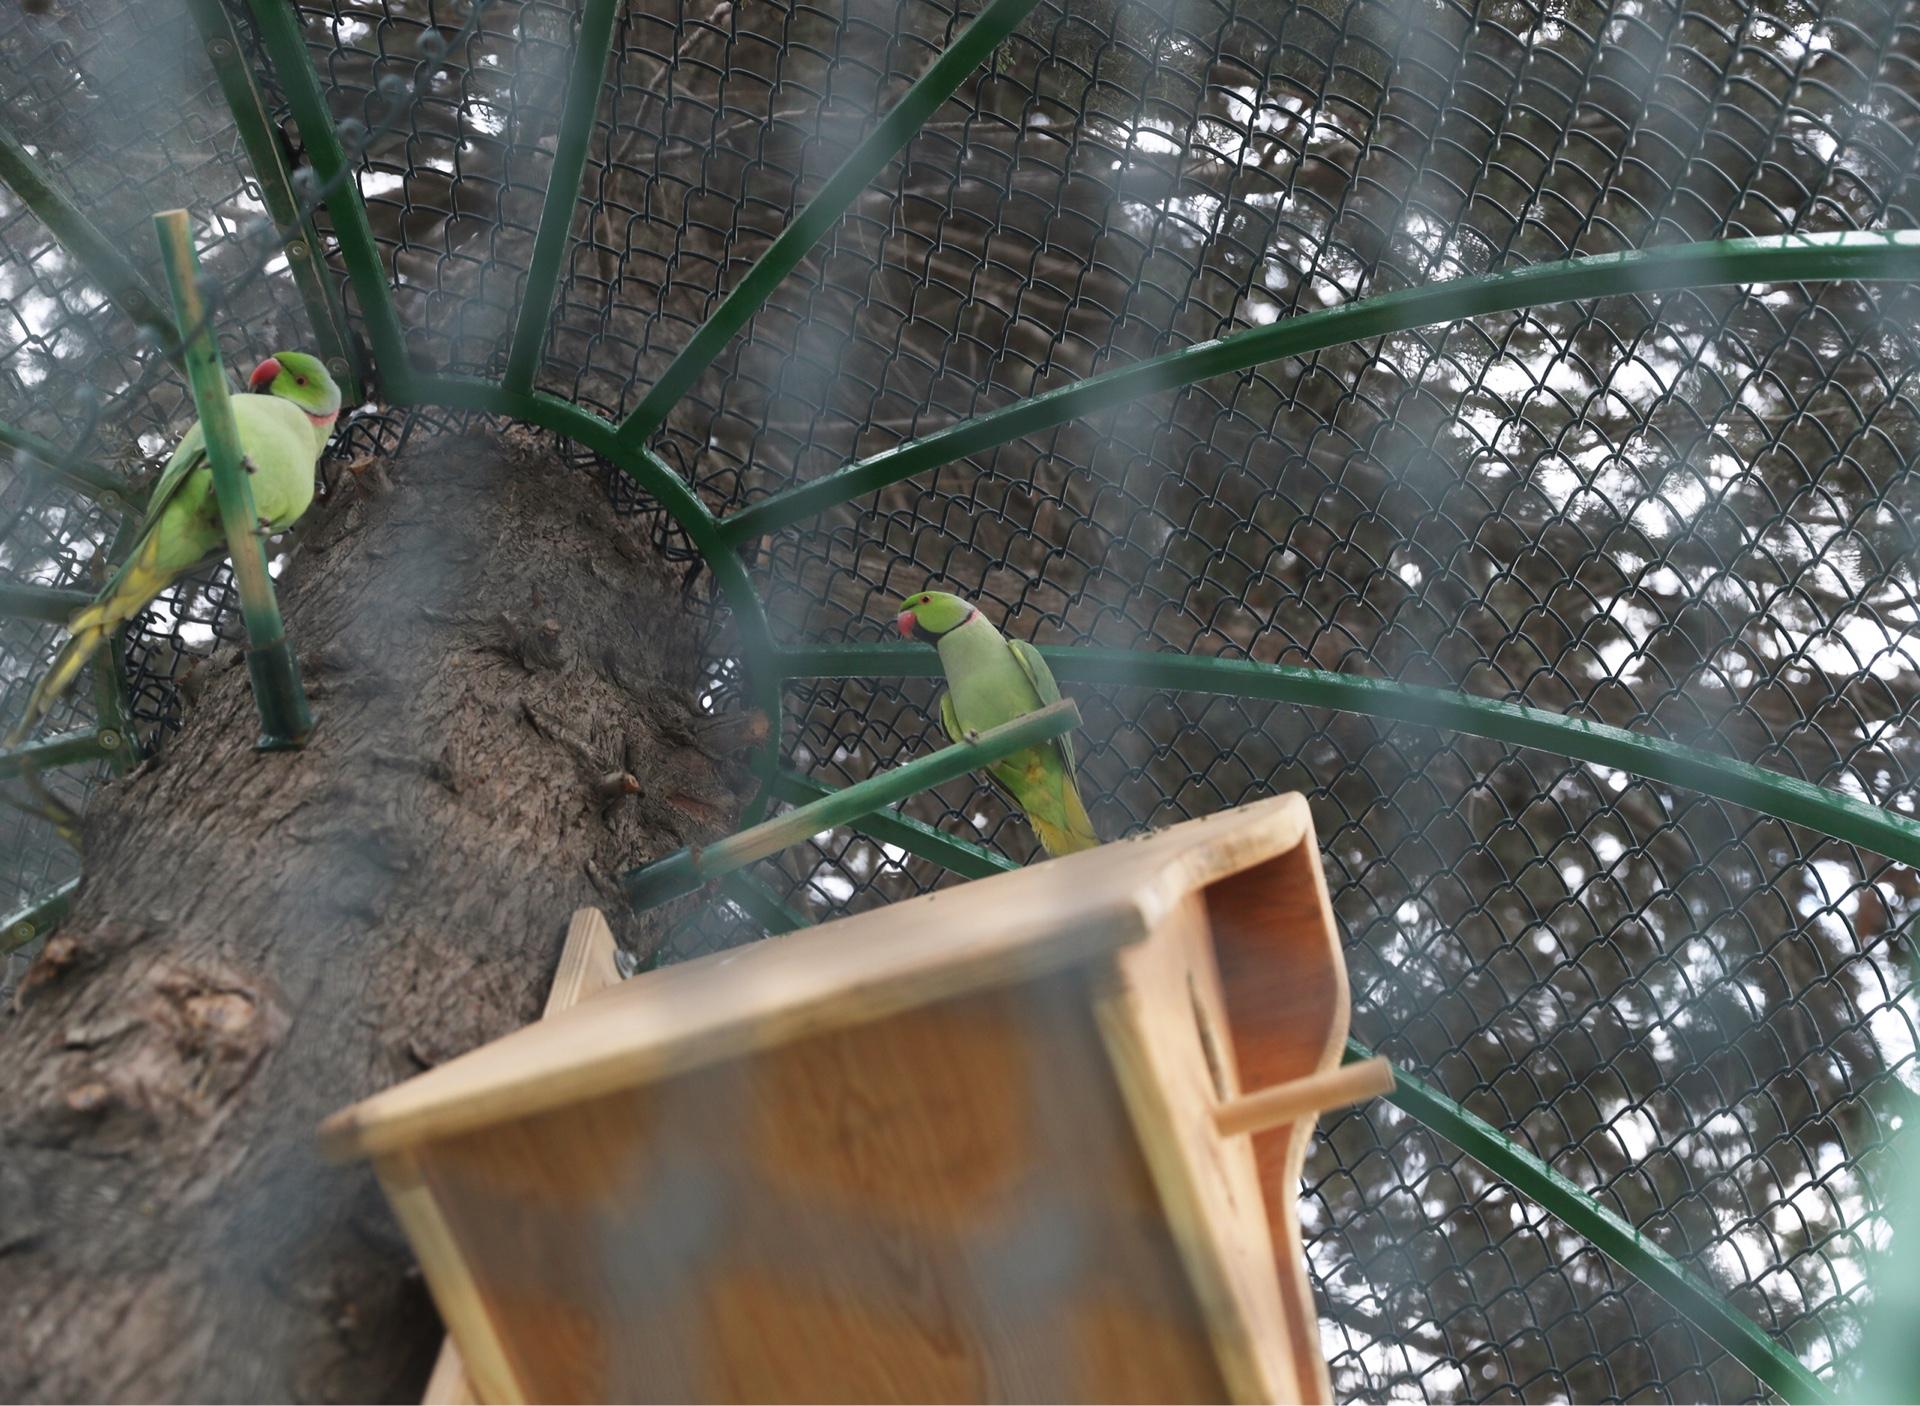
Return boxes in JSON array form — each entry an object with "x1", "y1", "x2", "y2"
[
  {"x1": 1009, "y1": 638, "x2": 1075, "y2": 775},
  {"x1": 941, "y1": 687, "x2": 1028, "y2": 814},
  {"x1": 142, "y1": 424, "x2": 208, "y2": 525}
]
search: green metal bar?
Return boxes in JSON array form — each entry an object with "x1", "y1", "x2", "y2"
[
  {"x1": 0, "y1": 416, "x2": 135, "y2": 506},
  {"x1": 2, "y1": 877, "x2": 80, "y2": 955},
  {"x1": 502, "y1": 0, "x2": 621, "y2": 395},
  {"x1": 624, "y1": 699, "x2": 1080, "y2": 906},
  {"x1": 243, "y1": 0, "x2": 414, "y2": 396},
  {"x1": 0, "y1": 583, "x2": 90, "y2": 623},
  {"x1": 1349, "y1": 1039, "x2": 1829, "y2": 1402},
  {"x1": 780, "y1": 641, "x2": 1920, "y2": 869},
  {"x1": 154, "y1": 210, "x2": 312, "y2": 750},
  {"x1": 719, "y1": 871, "x2": 813, "y2": 935},
  {"x1": 406, "y1": 373, "x2": 786, "y2": 823},
  {"x1": 771, "y1": 768, "x2": 1013, "y2": 880},
  {"x1": 182, "y1": 0, "x2": 362, "y2": 401},
  {"x1": 0, "y1": 127, "x2": 178, "y2": 354},
  {"x1": 612, "y1": 0, "x2": 1044, "y2": 447},
  {"x1": 721, "y1": 231, "x2": 1920, "y2": 544},
  {"x1": 0, "y1": 728, "x2": 118, "y2": 780}
]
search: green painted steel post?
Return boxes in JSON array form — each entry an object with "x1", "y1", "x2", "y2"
[
  {"x1": 1346, "y1": 1040, "x2": 1830, "y2": 1403},
  {"x1": 777, "y1": 641, "x2": 1920, "y2": 870},
  {"x1": 613, "y1": 0, "x2": 1044, "y2": 447},
  {"x1": 0, "y1": 728, "x2": 121, "y2": 779},
  {"x1": 502, "y1": 0, "x2": 622, "y2": 394},
  {"x1": 243, "y1": 0, "x2": 414, "y2": 396},
  {"x1": 1, "y1": 877, "x2": 80, "y2": 955},
  {"x1": 0, "y1": 583, "x2": 91, "y2": 623},
  {"x1": 624, "y1": 699, "x2": 1080, "y2": 905},
  {"x1": 0, "y1": 128, "x2": 179, "y2": 358},
  {"x1": 181, "y1": 0, "x2": 362, "y2": 401},
  {"x1": 153, "y1": 210, "x2": 313, "y2": 750},
  {"x1": 720, "y1": 231, "x2": 1920, "y2": 543},
  {"x1": 0, "y1": 417, "x2": 135, "y2": 506},
  {"x1": 719, "y1": 871, "x2": 814, "y2": 935}
]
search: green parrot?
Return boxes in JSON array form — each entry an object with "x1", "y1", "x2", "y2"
[
  {"x1": 896, "y1": 588, "x2": 1099, "y2": 857},
  {"x1": 6, "y1": 351, "x2": 341, "y2": 748}
]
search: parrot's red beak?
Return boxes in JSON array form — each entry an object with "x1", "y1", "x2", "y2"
[
  {"x1": 897, "y1": 611, "x2": 916, "y2": 639},
  {"x1": 248, "y1": 357, "x2": 282, "y2": 392}
]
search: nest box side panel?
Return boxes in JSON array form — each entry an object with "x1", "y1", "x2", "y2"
[
  {"x1": 1204, "y1": 821, "x2": 1349, "y2": 1403},
  {"x1": 409, "y1": 971, "x2": 1233, "y2": 1403}
]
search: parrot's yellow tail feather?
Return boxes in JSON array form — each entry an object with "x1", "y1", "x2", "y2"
[
  {"x1": 4, "y1": 554, "x2": 173, "y2": 748},
  {"x1": 1031, "y1": 780, "x2": 1101, "y2": 857}
]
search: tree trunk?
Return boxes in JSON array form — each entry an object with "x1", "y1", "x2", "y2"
[{"x1": 0, "y1": 427, "x2": 744, "y2": 1401}]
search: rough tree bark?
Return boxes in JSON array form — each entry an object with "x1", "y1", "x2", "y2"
[{"x1": 0, "y1": 427, "x2": 749, "y2": 1401}]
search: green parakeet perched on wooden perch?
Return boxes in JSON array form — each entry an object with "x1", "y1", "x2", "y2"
[
  {"x1": 896, "y1": 589, "x2": 1099, "y2": 857},
  {"x1": 5, "y1": 351, "x2": 341, "y2": 748}
]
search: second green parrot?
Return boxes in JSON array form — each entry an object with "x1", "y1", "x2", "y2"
[
  {"x1": 6, "y1": 351, "x2": 341, "y2": 747},
  {"x1": 897, "y1": 589, "x2": 1099, "y2": 857}
]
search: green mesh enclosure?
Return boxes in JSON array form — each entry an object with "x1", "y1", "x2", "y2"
[{"x1": 4, "y1": 0, "x2": 1919, "y2": 1398}]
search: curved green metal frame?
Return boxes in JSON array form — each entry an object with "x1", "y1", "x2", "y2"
[{"x1": 4, "y1": 3, "x2": 1911, "y2": 1396}]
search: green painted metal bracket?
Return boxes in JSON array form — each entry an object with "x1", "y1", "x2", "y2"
[
  {"x1": 0, "y1": 728, "x2": 121, "y2": 780},
  {"x1": 779, "y1": 641, "x2": 1920, "y2": 869},
  {"x1": 155, "y1": 209, "x2": 313, "y2": 750},
  {"x1": 719, "y1": 231, "x2": 1920, "y2": 544},
  {"x1": 0, "y1": 128, "x2": 178, "y2": 357},
  {"x1": 624, "y1": 698, "x2": 1079, "y2": 906},
  {"x1": 243, "y1": 0, "x2": 414, "y2": 397},
  {"x1": 1347, "y1": 1039, "x2": 1830, "y2": 1403},
  {"x1": 182, "y1": 0, "x2": 362, "y2": 402},
  {"x1": 0, "y1": 583, "x2": 90, "y2": 623},
  {"x1": 1, "y1": 876, "x2": 79, "y2": 955},
  {"x1": 502, "y1": 0, "x2": 621, "y2": 395},
  {"x1": 719, "y1": 871, "x2": 813, "y2": 936},
  {"x1": 612, "y1": 0, "x2": 1045, "y2": 447},
  {"x1": 0, "y1": 416, "x2": 135, "y2": 507}
]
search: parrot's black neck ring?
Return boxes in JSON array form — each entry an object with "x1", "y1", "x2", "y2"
[{"x1": 914, "y1": 607, "x2": 978, "y2": 644}]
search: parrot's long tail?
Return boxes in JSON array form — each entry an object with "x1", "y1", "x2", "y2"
[
  {"x1": 1031, "y1": 776, "x2": 1101, "y2": 857},
  {"x1": 4, "y1": 548, "x2": 172, "y2": 748}
]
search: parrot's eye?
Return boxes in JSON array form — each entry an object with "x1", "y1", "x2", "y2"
[{"x1": 295, "y1": 376, "x2": 307, "y2": 386}]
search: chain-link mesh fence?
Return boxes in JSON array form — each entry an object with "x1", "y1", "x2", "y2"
[{"x1": 5, "y1": 0, "x2": 1919, "y2": 1397}]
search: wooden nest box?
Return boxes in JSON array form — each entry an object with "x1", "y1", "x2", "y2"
[{"x1": 323, "y1": 794, "x2": 1388, "y2": 1404}]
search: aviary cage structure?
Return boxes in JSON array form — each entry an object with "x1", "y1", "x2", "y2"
[{"x1": 2, "y1": 0, "x2": 1918, "y2": 1398}]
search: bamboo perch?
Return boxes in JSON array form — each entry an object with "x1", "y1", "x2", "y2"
[
  {"x1": 1211, "y1": 1056, "x2": 1395, "y2": 1139},
  {"x1": 152, "y1": 209, "x2": 314, "y2": 750},
  {"x1": 623, "y1": 699, "x2": 1083, "y2": 907}
]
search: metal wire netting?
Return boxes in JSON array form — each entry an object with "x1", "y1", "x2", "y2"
[{"x1": 4, "y1": 0, "x2": 1920, "y2": 1398}]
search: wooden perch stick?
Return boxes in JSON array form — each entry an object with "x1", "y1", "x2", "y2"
[{"x1": 1211, "y1": 1056, "x2": 1395, "y2": 1139}]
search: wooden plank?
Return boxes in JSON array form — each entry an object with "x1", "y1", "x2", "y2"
[
  {"x1": 323, "y1": 796, "x2": 1312, "y2": 1159},
  {"x1": 1212, "y1": 1058, "x2": 1394, "y2": 1139},
  {"x1": 420, "y1": 908, "x2": 623, "y2": 1405},
  {"x1": 1204, "y1": 811, "x2": 1350, "y2": 1404},
  {"x1": 377, "y1": 1150, "x2": 525, "y2": 1406},
  {"x1": 413, "y1": 974, "x2": 1232, "y2": 1402},
  {"x1": 1092, "y1": 890, "x2": 1294, "y2": 1403}
]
